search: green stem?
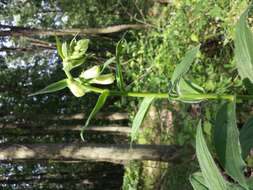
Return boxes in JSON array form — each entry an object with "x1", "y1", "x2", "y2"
[
  {"x1": 84, "y1": 86, "x2": 253, "y2": 101},
  {"x1": 64, "y1": 69, "x2": 73, "y2": 79}
]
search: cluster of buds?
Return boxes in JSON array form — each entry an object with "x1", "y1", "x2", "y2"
[
  {"x1": 58, "y1": 38, "x2": 115, "y2": 97},
  {"x1": 61, "y1": 39, "x2": 89, "y2": 72}
]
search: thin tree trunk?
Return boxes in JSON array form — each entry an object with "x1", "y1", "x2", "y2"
[
  {"x1": 0, "y1": 46, "x2": 55, "y2": 53},
  {"x1": 0, "y1": 47, "x2": 36, "y2": 52},
  {"x1": 0, "y1": 143, "x2": 183, "y2": 163},
  {"x1": 1, "y1": 112, "x2": 128, "y2": 122},
  {"x1": 0, "y1": 24, "x2": 148, "y2": 37},
  {"x1": 0, "y1": 124, "x2": 132, "y2": 134}
]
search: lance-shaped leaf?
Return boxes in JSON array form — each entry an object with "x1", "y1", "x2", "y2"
[
  {"x1": 235, "y1": 6, "x2": 253, "y2": 83},
  {"x1": 189, "y1": 172, "x2": 209, "y2": 190},
  {"x1": 131, "y1": 97, "x2": 155, "y2": 142},
  {"x1": 170, "y1": 45, "x2": 200, "y2": 87},
  {"x1": 177, "y1": 78, "x2": 205, "y2": 103},
  {"x1": 115, "y1": 39, "x2": 125, "y2": 92},
  {"x1": 214, "y1": 102, "x2": 248, "y2": 189},
  {"x1": 247, "y1": 177, "x2": 253, "y2": 188},
  {"x1": 101, "y1": 57, "x2": 116, "y2": 73},
  {"x1": 80, "y1": 90, "x2": 109, "y2": 141},
  {"x1": 55, "y1": 37, "x2": 64, "y2": 59},
  {"x1": 196, "y1": 122, "x2": 227, "y2": 190},
  {"x1": 62, "y1": 42, "x2": 69, "y2": 58},
  {"x1": 240, "y1": 117, "x2": 253, "y2": 159},
  {"x1": 29, "y1": 79, "x2": 68, "y2": 96}
]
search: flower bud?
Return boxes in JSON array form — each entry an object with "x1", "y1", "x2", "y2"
[
  {"x1": 90, "y1": 74, "x2": 115, "y2": 85},
  {"x1": 80, "y1": 66, "x2": 100, "y2": 79},
  {"x1": 74, "y1": 39, "x2": 89, "y2": 53},
  {"x1": 67, "y1": 79, "x2": 85, "y2": 97}
]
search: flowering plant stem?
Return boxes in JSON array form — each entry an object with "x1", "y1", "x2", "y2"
[{"x1": 84, "y1": 85, "x2": 253, "y2": 101}]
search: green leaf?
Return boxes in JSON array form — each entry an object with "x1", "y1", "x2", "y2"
[
  {"x1": 80, "y1": 90, "x2": 109, "y2": 141},
  {"x1": 247, "y1": 177, "x2": 253, "y2": 188},
  {"x1": 63, "y1": 57, "x2": 86, "y2": 72},
  {"x1": 101, "y1": 57, "x2": 116, "y2": 73},
  {"x1": 131, "y1": 97, "x2": 155, "y2": 142},
  {"x1": 189, "y1": 172, "x2": 209, "y2": 190},
  {"x1": 235, "y1": 6, "x2": 253, "y2": 83},
  {"x1": 214, "y1": 102, "x2": 248, "y2": 189},
  {"x1": 116, "y1": 40, "x2": 125, "y2": 92},
  {"x1": 196, "y1": 122, "x2": 227, "y2": 190},
  {"x1": 62, "y1": 42, "x2": 69, "y2": 58},
  {"x1": 228, "y1": 184, "x2": 247, "y2": 190},
  {"x1": 170, "y1": 45, "x2": 200, "y2": 86},
  {"x1": 240, "y1": 117, "x2": 253, "y2": 159},
  {"x1": 177, "y1": 78, "x2": 205, "y2": 103},
  {"x1": 55, "y1": 37, "x2": 64, "y2": 59},
  {"x1": 29, "y1": 79, "x2": 67, "y2": 96}
]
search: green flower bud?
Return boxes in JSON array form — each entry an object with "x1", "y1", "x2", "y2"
[
  {"x1": 74, "y1": 39, "x2": 89, "y2": 53},
  {"x1": 90, "y1": 74, "x2": 115, "y2": 85},
  {"x1": 70, "y1": 51, "x2": 84, "y2": 60},
  {"x1": 80, "y1": 66, "x2": 100, "y2": 79},
  {"x1": 67, "y1": 79, "x2": 85, "y2": 97}
]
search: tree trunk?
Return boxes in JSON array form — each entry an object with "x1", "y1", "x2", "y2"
[
  {"x1": 0, "y1": 46, "x2": 55, "y2": 53},
  {"x1": 0, "y1": 124, "x2": 132, "y2": 134},
  {"x1": 0, "y1": 143, "x2": 183, "y2": 163},
  {"x1": 0, "y1": 24, "x2": 148, "y2": 37},
  {"x1": 2, "y1": 112, "x2": 128, "y2": 123}
]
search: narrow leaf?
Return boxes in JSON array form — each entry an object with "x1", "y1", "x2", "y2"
[
  {"x1": 235, "y1": 6, "x2": 253, "y2": 83},
  {"x1": 196, "y1": 122, "x2": 227, "y2": 190},
  {"x1": 214, "y1": 102, "x2": 248, "y2": 189},
  {"x1": 80, "y1": 90, "x2": 109, "y2": 141},
  {"x1": 55, "y1": 37, "x2": 64, "y2": 59},
  {"x1": 101, "y1": 57, "x2": 116, "y2": 73},
  {"x1": 29, "y1": 79, "x2": 67, "y2": 96},
  {"x1": 189, "y1": 172, "x2": 209, "y2": 190},
  {"x1": 116, "y1": 40, "x2": 125, "y2": 92},
  {"x1": 247, "y1": 177, "x2": 253, "y2": 188},
  {"x1": 62, "y1": 42, "x2": 69, "y2": 58},
  {"x1": 131, "y1": 97, "x2": 155, "y2": 142},
  {"x1": 240, "y1": 117, "x2": 253, "y2": 159},
  {"x1": 177, "y1": 78, "x2": 205, "y2": 103},
  {"x1": 171, "y1": 45, "x2": 200, "y2": 85}
]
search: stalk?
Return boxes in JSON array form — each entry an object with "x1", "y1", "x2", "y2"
[
  {"x1": 63, "y1": 69, "x2": 72, "y2": 79},
  {"x1": 84, "y1": 86, "x2": 253, "y2": 101}
]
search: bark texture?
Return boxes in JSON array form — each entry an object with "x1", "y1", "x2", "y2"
[
  {"x1": 0, "y1": 143, "x2": 182, "y2": 163},
  {"x1": 0, "y1": 24, "x2": 148, "y2": 37},
  {"x1": 0, "y1": 124, "x2": 132, "y2": 134}
]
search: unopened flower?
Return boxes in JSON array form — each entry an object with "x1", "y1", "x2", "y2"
[
  {"x1": 90, "y1": 74, "x2": 115, "y2": 85},
  {"x1": 67, "y1": 79, "x2": 85, "y2": 97},
  {"x1": 80, "y1": 66, "x2": 100, "y2": 79}
]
